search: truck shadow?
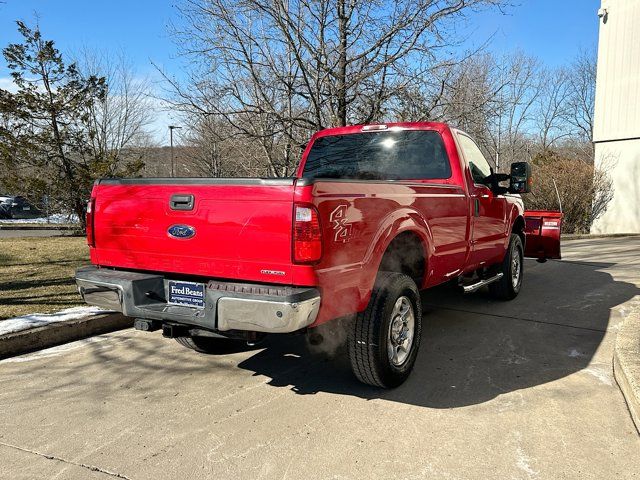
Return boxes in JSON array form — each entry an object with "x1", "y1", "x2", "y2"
[
  {"x1": 235, "y1": 257, "x2": 640, "y2": 408},
  {"x1": 9, "y1": 251, "x2": 637, "y2": 412}
]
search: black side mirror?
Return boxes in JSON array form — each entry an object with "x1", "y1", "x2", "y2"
[
  {"x1": 486, "y1": 167, "x2": 509, "y2": 195},
  {"x1": 509, "y1": 162, "x2": 531, "y2": 194}
]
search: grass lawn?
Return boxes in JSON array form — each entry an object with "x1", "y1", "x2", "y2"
[{"x1": 0, "y1": 236, "x2": 89, "y2": 320}]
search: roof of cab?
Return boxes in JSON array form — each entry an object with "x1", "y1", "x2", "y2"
[{"x1": 313, "y1": 121, "x2": 450, "y2": 138}]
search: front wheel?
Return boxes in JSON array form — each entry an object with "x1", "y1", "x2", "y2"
[
  {"x1": 489, "y1": 233, "x2": 524, "y2": 300},
  {"x1": 348, "y1": 272, "x2": 422, "y2": 388}
]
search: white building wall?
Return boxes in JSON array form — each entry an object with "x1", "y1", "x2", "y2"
[
  {"x1": 592, "y1": 140, "x2": 640, "y2": 233},
  {"x1": 591, "y1": 0, "x2": 640, "y2": 234}
]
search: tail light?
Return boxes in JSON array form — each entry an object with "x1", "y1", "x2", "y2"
[
  {"x1": 86, "y1": 198, "x2": 95, "y2": 247},
  {"x1": 293, "y1": 204, "x2": 322, "y2": 263}
]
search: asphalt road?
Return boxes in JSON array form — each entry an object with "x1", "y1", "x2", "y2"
[{"x1": 1, "y1": 237, "x2": 639, "y2": 479}]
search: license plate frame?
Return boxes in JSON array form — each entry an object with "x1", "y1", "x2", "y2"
[{"x1": 167, "y1": 280, "x2": 206, "y2": 309}]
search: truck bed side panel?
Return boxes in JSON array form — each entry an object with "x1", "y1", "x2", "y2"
[{"x1": 297, "y1": 180, "x2": 469, "y2": 324}]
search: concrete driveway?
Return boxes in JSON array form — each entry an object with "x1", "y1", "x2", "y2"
[{"x1": 1, "y1": 237, "x2": 639, "y2": 479}]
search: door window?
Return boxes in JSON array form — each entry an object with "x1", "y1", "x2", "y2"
[{"x1": 457, "y1": 134, "x2": 492, "y2": 185}]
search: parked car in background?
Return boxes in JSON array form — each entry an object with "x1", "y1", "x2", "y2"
[{"x1": 0, "y1": 196, "x2": 42, "y2": 219}]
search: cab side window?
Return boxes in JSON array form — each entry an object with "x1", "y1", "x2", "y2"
[{"x1": 457, "y1": 134, "x2": 492, "y2": 185}]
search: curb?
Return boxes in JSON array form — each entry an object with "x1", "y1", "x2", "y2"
[
  {"x1": 562, "y1": 233, "x2": 640, "y2": 240},
  {"x1": 0, "y1": 313, "x2": 133, "y2": 359},
  {"x1": 613, "y1": 306, "x2": 640, "y2": 434}
]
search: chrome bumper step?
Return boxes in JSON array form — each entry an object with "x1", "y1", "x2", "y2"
[{"x1": 462, "y1": 273, "x2": 504, "y2": 293}]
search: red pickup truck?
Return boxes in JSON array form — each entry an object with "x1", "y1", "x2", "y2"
[{"x1": 76, "y1": 122, "x2": 561, "y2": 388}]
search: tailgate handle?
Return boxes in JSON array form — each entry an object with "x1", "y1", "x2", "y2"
[{"x1": 170, "y1": 194, "x2": 194, "y2": 211}]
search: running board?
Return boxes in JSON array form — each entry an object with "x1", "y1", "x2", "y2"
[{"x1": 462, "y1": 273, "x2": 504, "y2": 293}]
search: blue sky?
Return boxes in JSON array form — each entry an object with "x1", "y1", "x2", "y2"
[
  {"x1": 457, "y1": 0, "x2": 600, "y2": 64},
  {"x1": 0, "y1": 0, "x2": 601, "y2": 143}
]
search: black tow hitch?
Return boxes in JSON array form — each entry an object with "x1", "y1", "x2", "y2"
[
  {"x1": 161, "y1": 323, "x2": 190, "y2": 338},
  {"x1": 134, "y1": 319, "x2": 189, "y2": 338}
]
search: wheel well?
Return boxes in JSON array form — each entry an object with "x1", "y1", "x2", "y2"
[
  {"x1": 378, "y1": 232, "x2": 426, "y2": 285},
  {"x1": 512, "y1": 215, "x2": 526, "y2": 247}
]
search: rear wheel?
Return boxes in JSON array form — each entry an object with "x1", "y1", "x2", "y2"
[
  {"x1": 175, "y1": 336, "x2": 242, "y2": 354},
  {"x1": 348, "y1": 272, "x2": 422, "y2": 388},
  {"x1": 489, "y1": 233, "x2": 524, "y2": 300}
]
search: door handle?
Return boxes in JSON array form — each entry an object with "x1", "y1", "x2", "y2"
[
  {"x1": 170, "y1": 194, "x2": 194, "y2": 211},
  {"x1": 474, "y1": 198, "x2": 480, "y2": 217}
]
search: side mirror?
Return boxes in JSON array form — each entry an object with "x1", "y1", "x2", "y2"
[
  {"x1": 486, "y1": 167, "x2": 508, "y2": 195},
  {"x1": 509, "y1": 162, "x2": 531, "y2": 194}
]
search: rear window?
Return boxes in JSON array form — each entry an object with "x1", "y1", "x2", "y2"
[{"x1": 302, "y1": 130, "x2": 451, "y2": 180}]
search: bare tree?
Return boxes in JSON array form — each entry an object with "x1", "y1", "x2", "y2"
[
  {"x1": 534, "y1": 66, "x2": 572, "y2": 151},
  {"x1": 417, "y1": 51, "x2": 541, "y2": 170},
  {"x1": 435, "y1": 54, "x2": 497, "y2": 153},
  {"x1": 162, "y1": 0, "x2": 509, "y2": 176},
  {"x1": 485, "y1": 52, "x2": 541, "y2": 170},
  {"x1": 567, "y1": 49, "x2": 596, "y2": 142},
  {"x1": 391, "y1": 48, "x2": 596, "y2": 172},
  {"x1": 183, "y1": 116, "x2": 226, "y2": 177},
  {"x1": 179, "y1": 114, "x2": 272, "y2": 177},
  {"x1": 76, "y1": 50, "x2": 156, "y2": 175},
  {"x1": 156, "y1": 2, "x2": 606, "y2": 231}
]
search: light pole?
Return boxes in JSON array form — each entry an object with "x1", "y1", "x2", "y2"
[{"x1": 168, "y1": 125, "x2": 182, "y2": 177}]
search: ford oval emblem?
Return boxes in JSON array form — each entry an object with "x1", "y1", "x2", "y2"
[{"x1": 167, "y1": 224, "x2": 196, "y2": 239}]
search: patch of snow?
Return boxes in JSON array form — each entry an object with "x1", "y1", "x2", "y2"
[
  {"x1": 0, "y1": 214, "x2": 79, "y2": 224},
  {"x1": 0, "y1": 306, "x2": 114, "y2": 335},
  {"x1": 568, "y1": 348, "x2": 584, "y2": 358},
  {"x1": 582, "y1": 366, "x2": 613, "y2": 386},
  {"x1": 516, "y1": 447, "x2": 539, "y2": 478}
]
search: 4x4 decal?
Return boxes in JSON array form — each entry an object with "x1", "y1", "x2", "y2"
[{"x1": 330, "y1": 205, "x2": 353, "y2": 243}]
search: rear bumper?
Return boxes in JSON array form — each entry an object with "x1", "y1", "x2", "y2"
[{"x1": 75, "y1": 266, "x2": 320, "y2": 334}]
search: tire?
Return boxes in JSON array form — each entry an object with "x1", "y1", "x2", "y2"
[
  {"x1": 348, "y1": 272, "x2": 422, "y2": 388},
  {"x1": 488, "y1": 233, "x2": 524, "y2": 301},
  {"x1": 175, "y1": 336, "x2": 242, "y2": 354}
]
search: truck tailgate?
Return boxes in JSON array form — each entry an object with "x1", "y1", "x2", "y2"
[{"x1": 90, "y1": 179, "x2": 297, "y2": 284}]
